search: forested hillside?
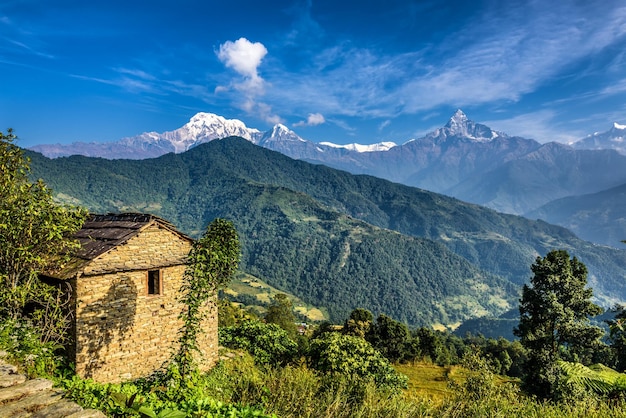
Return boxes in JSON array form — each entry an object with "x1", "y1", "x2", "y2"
[{"x1": 26, "y1": 137, "x2": 626, "y2": 323}]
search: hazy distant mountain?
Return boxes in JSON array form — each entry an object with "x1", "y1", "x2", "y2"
[
  {"x1": 29, "y1": 112, "x2": 395, "y2": 160},
  {"x1": 526, "y1": 182, "x2": 626, "y2": 247},
  {"x1": 570, "y1": 122, "x2": 626, "y2": 155},
  {"x1": 449, "y1": 143, "x2": 626, "y2": 215}
]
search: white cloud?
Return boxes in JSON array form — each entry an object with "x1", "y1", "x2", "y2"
[
  {"x1": 265, "y1": 2, "x2": 626, "y2": 121},
  {"x1": 217, "y1": 37, "x2": 280, "y2": 123},
  {"x1": 294, "y1": 112, "x2": 325, "y2": 127},
  {"x1": 255, "y1": 101, "x2": 283, "y2": 125},
  {"x1": 378, "y1": 120, "x2": 391, "y2": 132},
  {"x1": 217, "y1": 37, "x2": 267, "y2": 86}
]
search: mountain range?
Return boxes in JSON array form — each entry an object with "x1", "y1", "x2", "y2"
[
  {"x1": 26, "y1": 138, "x2": 626, "y2": 329},
  {"x1": 30, "y1": 110, "x2": 626, "y2": 248}
]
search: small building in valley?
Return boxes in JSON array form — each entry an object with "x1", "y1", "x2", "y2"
[{"x1": 42, "y1": 213, "x2": 218, "y2": 383}]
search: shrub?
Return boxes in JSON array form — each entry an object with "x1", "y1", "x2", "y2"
[
  {"x1": 307, "y1": 332, "x2": 408, "y2": 391},
  {"x1": 0, "y1": 318, "x2": 63, "y2": 378},
  {"x1": 219, "y1": 320, "x2": 298, "y2": 366}
]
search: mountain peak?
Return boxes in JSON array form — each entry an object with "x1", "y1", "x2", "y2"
[
  {"x1": 571, "y1": 121, "x2": 626, "y2": 155},
  {"x1": 190, "y1": 112, "x2": 224, "y2": 123},
  {"x1": 447, "y1": 109, "x2": 468, "y2": 127},
  {"x1": 257, "y1": 123, "x2": 305, "y2": 146},
  {"x1": 272, "y1": 123, "x2": 292, "y2": 134},
  {"x1": 440, "y1": 110, "x2": 501, "y2": 141}
]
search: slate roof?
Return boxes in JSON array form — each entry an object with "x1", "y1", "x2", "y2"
[{"x1": 47, "y1": 213, "x2": 192, "y2": 280}]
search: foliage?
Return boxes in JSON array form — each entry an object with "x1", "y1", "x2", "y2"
[
  {"x1": 0, "y1": 129, "x2": 86, "y2": 346},
  {"x1": 109, "y1": 391, "x2": 186, "y2": 418},
  {"x1": 558, "y1": 361, "x2": 626, "y2": 398},
  {"x1": 307, "y1": 332, "x2": 408, "y2": 391},
  {"x1": 342, "y1": 308, "x2": 373, "y2": 338},
  {"x1": 60, "y1": 373, "x2": 277, "y2": 418},
  {"x1": 59, "y1": 349, "x2": 626, "y2": 418},
  {"x1": 264, "y1": 293, "x2": 297, "y2": 338},
  {"x1": 0, "y1": 318, "x2": 62, "y2": 378},
  {"x1": 198, "y1": 354, "x2": 427, "y2": 418},
  {"x1": 219, "y1": 320, "x2": 298, "y2": 366},
  {"x1": 218, "y1": 299, "x2": 256, "y2": 327},
  {"x1": 607, "y1": 305, "x2": 626, "y2": 371},
  {"x1": 367, "y1": 314, "x2": 413, "y2": 363},
  {"x1": 514, "y1": 250, "x2": 604, "y2": 398},
  {"x1": 174, "y1": 218, "x2": 240, "y2": 377},
  {"x1": 462, "y1": 334, "x2": 527, "y2": 376},
  {"x1": 411, "y1": 327, "x2": 459, "y2": 366},
  {"x1": 445, "y1": 349, "x2": 517, "y2": 411}
]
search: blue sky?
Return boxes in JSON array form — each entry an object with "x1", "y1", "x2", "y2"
[{"x1": 1, "y1": 0, "x2": 626, "y2": 147}]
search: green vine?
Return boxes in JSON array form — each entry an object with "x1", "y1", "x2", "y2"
[{"x1": 173, "y1": 218, "x2": 240, "y2": 380}]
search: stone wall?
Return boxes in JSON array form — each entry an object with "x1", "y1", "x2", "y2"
[{"x1": 72, "y1": 222, "x2": 218, "y2": 382}]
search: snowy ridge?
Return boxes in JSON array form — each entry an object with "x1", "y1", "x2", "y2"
[
  {"x1": 319, "y1": 141, "x2": 397, "y2": 152},
  {"x1": 570, "y1": 120, "x2": 626, "y2": 155},
  {"x1": 258, "y1": 124, "x2": 306, "y2": 145},
  {"x1": 121, "y1": 112, "x2": 262, "y2": 153},
  {"x1": 29, "y1": 109, "x2": 626, "y2": 159}
]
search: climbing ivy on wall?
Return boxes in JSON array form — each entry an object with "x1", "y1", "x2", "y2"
[{"x1": 174, "y1": 218, "x2": 241, "y2": 378}]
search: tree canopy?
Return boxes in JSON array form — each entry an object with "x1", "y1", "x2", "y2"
[
  {"x1": 514, "y1": 249, "x2": 603, "y2": 398},
  {"x1": 264, "y1": 293, "x2": 297, "y2": 338},
  {"x1": 0, "y1": 129, "x2": 86, "y2": 325}
]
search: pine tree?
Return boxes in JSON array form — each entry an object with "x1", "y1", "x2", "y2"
[{"x1": 514, "y1": 250, "x2": 603, "y2": 398}]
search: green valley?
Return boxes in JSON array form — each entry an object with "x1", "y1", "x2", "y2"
[{"x1": 26, "y1": 137, "x2": 626, "y2": 326}]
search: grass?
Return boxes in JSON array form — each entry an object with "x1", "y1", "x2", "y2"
[
  {"x1": 396, "y1": 363, "x2": 466, "y2": 404},
  {"x1": 225, "y1": 273, "x2": 329, "y2": 322}
]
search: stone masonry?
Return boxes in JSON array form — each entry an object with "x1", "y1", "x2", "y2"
[{"x1": 46, "y1": 214, "x2": 219, "y2": 383}]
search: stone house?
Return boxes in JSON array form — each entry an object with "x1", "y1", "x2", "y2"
[{"x1": 42, "y1": 213, "x2": 218, "y2": 383}]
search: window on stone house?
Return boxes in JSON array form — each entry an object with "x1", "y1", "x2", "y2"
[{"x1": 147, "y1": 269, "x2": 162, "y2": 295}]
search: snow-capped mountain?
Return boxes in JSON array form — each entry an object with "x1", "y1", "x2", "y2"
[
  {"x1": 26, "y1": 109, "x2": 626, "y2": 249},
  {"x1": 428, "y1": 109, "x2": 503, "y2": 142},
  {"x1": 257, "y1": 124, "x2": 305, "y2": 147},
  {"x1": 570, "y1": 122, "x2": 626, "y2": 155},
  {"x1": 121, "y1": 112, "x2": 262, "y2": 154},
  {"x1": 29, "y1": 112, "x2": 394, "y2": 159},
  {"x1": 29, "y1": 112, "x2": 265, "y2": 159}
]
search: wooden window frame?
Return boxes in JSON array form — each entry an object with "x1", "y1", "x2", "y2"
[{"x1": 146, "y1": 269, "x2": 162, "y2": 296}]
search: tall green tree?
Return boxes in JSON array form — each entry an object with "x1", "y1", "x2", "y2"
[
  {"x1": 514, "y1": 249, "x2": 603, "y2": 398},
  {"x1": 0, "y1": 129, "x2": 86, "y2": 325},
  {"x1": 607, "y1": 305, "x2": 626, "y2": 372},
  {"x1": 367, "y1": 314, "x2": 411, "y2": 363},
  {"x1": 343, "y1": 308, "x2": 373, "y2": 338},
  {"x1": 264, "y1": 293, "x2": 297, "y2": 338}
]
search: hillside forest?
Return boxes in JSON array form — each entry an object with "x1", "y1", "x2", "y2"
[
  {"x1": 4, "y1": 129, "x2": 626, "y2": 417},
  {"x1": 25, "y1": 137, "x2": 626, "y2": 331}
]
